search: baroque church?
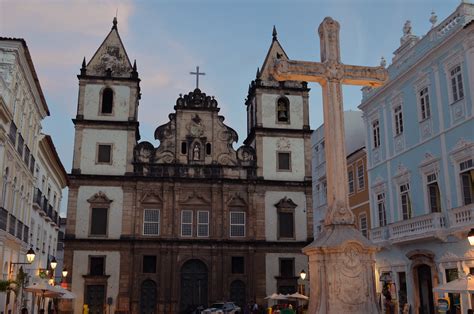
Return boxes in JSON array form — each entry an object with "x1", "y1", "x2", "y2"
[{"x1": 64, "y1": 19, "x2": 313, "y2": 314}]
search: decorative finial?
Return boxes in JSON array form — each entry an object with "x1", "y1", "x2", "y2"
[
  {"x1": 380, "y1": 56, "x2": 387, "y2": 68},
  {"x1": 80, "y1": 57, "x2": 87, "y2": 75},
  {"x1": 112, "y1": 17, "x2": 118, "y2": 30},
  {"x1": 133, "y1": 60, "x2": 137, "y2": 71},
  {"x1": 429, "y1": 11, "x2": 437, "y2": 28},
  {"x1": 256, "y1": 67, "x2": 261, "y2": 79},
  {"x1": 272, "y1": 25, "x2": 277, "y2": 40}
]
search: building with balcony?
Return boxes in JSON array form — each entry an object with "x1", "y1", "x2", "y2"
[
  {"x1": 359, "y1": 3, "x2": 474, "y2": 313},
  {"x1": 0, "y1": 38, "x2": 67, "y2": 313},
  {"x1": 312, "y1": 110, "x2": 368, "y2": 235}
]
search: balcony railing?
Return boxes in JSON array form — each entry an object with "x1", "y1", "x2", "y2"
[
  {"x1": 33, "y1": 188, "x2": 42, "y2": 209},
  {"x1": 24, "y1": 146, "x2": 30, "y2": 166},
  {"x1": 0, "y1": 207, "x2": 7, "y2": 231},
  {"x1": 16, "y1": 133, "x2": 24, "y2": 157},
  {"x1": 16, "y1": 221, "x2": 23, "y2": 239},
  {"x1": 370, "y1": 204, "x2": 474, "y2": 244},
  {"x1": 23, "y1": 225, "x2": 29, "y2": 243},
  {"x1": 30, "y1": 156, "x2": 35, "y2": 174},
  {"x1": 8, "y1": 123, "x2": 17, "y2": 145},
  {"x1": 8, "y1": 214, "x2": 16, "y2": 236}
]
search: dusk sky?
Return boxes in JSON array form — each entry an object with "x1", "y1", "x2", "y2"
[{"x1": 0, "y1": 0, "x2": 463, "y2": 214}]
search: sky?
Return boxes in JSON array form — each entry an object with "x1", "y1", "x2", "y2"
[{"x1": 0, "y1": 0, "x2": 464, "y2": 215}]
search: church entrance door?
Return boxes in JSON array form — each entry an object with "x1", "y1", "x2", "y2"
[
  {"x1": 416, "y1": 264, "x2": 434, "y2": 314},
  {"x1": 180, "y1": 259, "x2": 208, "y2": 313},
  {"x1": 229, "y1": 280, "x2": 246, "y2": 308},
  {"x1": 85, "y1": 284, "x2": 105, "y2": 314},
  {"x1": 140, "y1": 279, "x2": 157, "y2": 314}
]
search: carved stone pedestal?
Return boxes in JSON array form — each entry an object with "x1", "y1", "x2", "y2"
[{"x1": 304, "y1": 224, "x2": 379, "y2": 314}]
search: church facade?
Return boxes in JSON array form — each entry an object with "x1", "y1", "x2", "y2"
[{"x1": 64, "y1": 20, "x2": 313, "y2": 313}]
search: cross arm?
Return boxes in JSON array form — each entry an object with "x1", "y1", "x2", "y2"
[
  {"x1": 341, "y1": 64, "x2": 388, "y2": 87},
  {"x1": 272, "y1": 60, "x2": 327, "y2": 84}
]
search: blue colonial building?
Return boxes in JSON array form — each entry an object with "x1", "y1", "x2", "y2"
[{"x1": 359, "y1": 3, "x2": 474, "y2": 313}]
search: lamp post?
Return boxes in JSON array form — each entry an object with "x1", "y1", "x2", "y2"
[
  {"x1": 299, "y1": 270, "x2": 307, "y2": 295},
  {"x1": 49, "y1": 257, "x2": 57, "y2": 286},
  {"x1": 468, "y1": 229, "x2": 474, "y2": 246},
  {"x1": 9, "y1": 248, "x2": 36, "y2": 274}
]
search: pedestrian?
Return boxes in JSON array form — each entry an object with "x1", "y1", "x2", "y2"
[{"x1": 252, "y1": 301, "x2": 259, "y2": 313}]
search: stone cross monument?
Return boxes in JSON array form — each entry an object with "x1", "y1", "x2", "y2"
[{"x1": 272, "y1": 17, "x2": 388, "y2": 313}]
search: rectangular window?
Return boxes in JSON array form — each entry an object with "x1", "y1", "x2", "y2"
[
  {"x1": 278, "y1": 211, "x2": 294, "y2": 239},
  {"x1": 197, "y1": 210, "x2": 209, "y2": 237},
  {"x1": 142, "y1": 255, "x2": 157, "y2": 273},
  {"x1": 400, "y1": 183, "x2": 412, "y2": 220},
  {"x1": 377, "y1": 193, "x2": 387, "y2": 227},
  {"x1": 372, "y1": 120, "x2": 380, "y2": 148},
  {"x1": 277, "y1": 152, "x2": 291, "y2": 171},
  {"x1": 445, "y1": 268, "x2": 461, "y2": 311},
  {"x1": 322, "y1": 181, "x2": 327, "y2": 204},
  {"x1": 89, "y1": 256, "x2": 105, "y2": 276},
  {"x1": 348, "y1": 170, "x2": 354, "y2": 194},
  {"x1": 357, "y1": 164, "x2": 365, "y2": 190},
  {"x1": 97, "y1": 144, "x2": 112, "y2": 164},
  {"x1": 181, "y1": 210, "x2": 193, "y2": 237},
  {"x1": 359, "y1": 213, "x2": 368, "y2": 238},
  {"x1": 230, "y1": 212, "x2": 245, "y2": 237},
  {"x1": 419, "y1": 87, "x2": 431, "y2": 120},
  {"x1": 279, "y1": 258, "x2": 294, "y2": 278},
  {"x1": 460, "y1": 159, "x2": 473, "y2": 205},
  {"x1": 450, "y1": 65, "x2": 464, "y2": 102},
  {"x1": 427, "y1": 173, "x2": 441, "y2": 213},
  {"x1": 143, "y1": 209, "x2": 160, "y2": 236},
  {"x1": 231, "y1": 256, "x2": 245, "y2": 274},
  {"x1": 90, "y1": 208, "x2": 107, "y2": 236},
  {"x1": 394, "y1": 105, "x2": 403, "y2": 135}
]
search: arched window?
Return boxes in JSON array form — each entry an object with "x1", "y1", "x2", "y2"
[
  {"x1": 276, "y1": 96, "x2": 290, "y2": 123},
  {"x1": 1, "y1": 168, "x2": 8, "y2": 208},
  {"x1": 12, "y1": 178, "x2": 17, "y2": 212},
  {"x1": 101, "y1": 88, "x2": 114, "y2": 114}
]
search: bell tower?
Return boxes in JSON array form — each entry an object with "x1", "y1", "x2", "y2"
[
  {"x1": 244, "y1": 26, "x2": 312, "y2": 181},
  {"x1": 71, "y1": 17, "x2": 140, "y2": 176}
]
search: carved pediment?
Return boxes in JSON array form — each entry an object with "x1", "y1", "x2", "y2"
[
  {"x1": 175, "y1": 88, "x2": 218, "y2": 110},
  {"x1": 438, "y1": 251, "x2": 459, "y2": 262},
  {"x1": 180, "y1": 191, "x2": 211, "y2": 205},
  {"x1": 140, "y1": 191, "x2": 163, "y2": 204},
  {"x1": 274, "y1": 196, "x2": 297, "y2": 209},
  {"x1": 87, "y1": 191, "x2": 113, "y2": 204},
  {"x1": 227, "y1": 193, "x2": 248, "y2": 207}
]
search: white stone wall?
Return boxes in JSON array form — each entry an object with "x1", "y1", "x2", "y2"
[
  {"x1": 80, "y1": 129, "x2": 128, "y2": 175},
  {"x1": 265, "y1": 253, "x2": 309, "y2": 296},
  {"x1": 265, "y1": 191, "x2": 307, "y2": 241},
  {"x1": 75, "y1": 186, "x2": 123, "y2": 239},
  {"x1": 261, "y1": 94, "x2": 303, "y2": 129},
  {"x1": 83, "y1": 84, "x2": 131, "y2": 121},
  {"x1": 71, "y1": 250, "x2": 120, "y2": 314},
  {"x1": 262, "y1": 137, "x2": 305, "y2": 181}
]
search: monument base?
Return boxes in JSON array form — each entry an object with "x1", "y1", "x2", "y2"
[{"x1": 303, "y1": 224, "x2": 380, "y2": 314}]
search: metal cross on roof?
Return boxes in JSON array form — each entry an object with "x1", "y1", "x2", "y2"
[{"x1": 190, "y1": 66, "x2": 206, "y2": 89}]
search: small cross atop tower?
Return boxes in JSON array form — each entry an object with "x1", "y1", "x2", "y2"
[{"x1": 190, "y1": 66, "x2": 206, "y2": 89}]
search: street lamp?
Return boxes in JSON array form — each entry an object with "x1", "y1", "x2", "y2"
[
  {"x1": 10, "y1": 248, "x2": 36, "y2": 273},
  {"x1": 50, "y1": 257, "x2": 57, "y2": 270},
  {"x1": 299, "y1": 270, "x2": 307, "y2": 295},
  {"x1": 62, "y1": 268, "x2": 68, "y2": 278},
  {"x1": 300, "y1": 270, "x2": 307, "y2": 281},
  {"x1": 468, "y1": 229, "x2": 474, "y2": 246}
]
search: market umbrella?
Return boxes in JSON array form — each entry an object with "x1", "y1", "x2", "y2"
[
  {"x1": 24, "y1": 281, "x2": 63, "y2": 309},
  {"x1": 287, "y1": 292, "x2": 309, "y2": 300},
  {"x1": 433, "y1": 275, "x2": 474, "y2": 294},
  {"x1": 44, "y1": 285, "x2": 76, "y2": 299},
  {"x1": 264, "y1": 293, "x2": 288, "y2": 300}
]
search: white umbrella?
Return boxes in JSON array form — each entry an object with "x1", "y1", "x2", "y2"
[
  {"x1": 24, "y1": 281, "x2": 62, "y2": 296},
  {"x1": 44, "y1": 285, "x2": 76, "y2": 299},
  {"x1": 264, "y1": 293, "x2": 288, "y2": 300},
  {"x1": 287, "y1": 292, "x2": 309, "y2": 300},
  {"x1": 433, "y1": 275, "x2": 474, "y2": 294}
]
